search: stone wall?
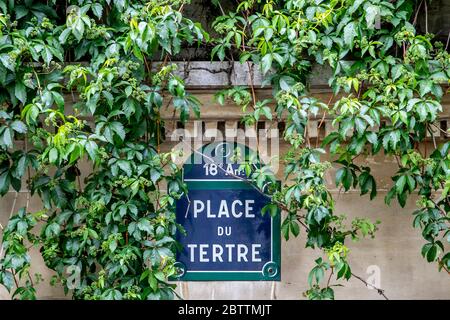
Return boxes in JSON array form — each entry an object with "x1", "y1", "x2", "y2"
[{"x1": 0, "y1": 61, "x2": 449, "y2": 300}]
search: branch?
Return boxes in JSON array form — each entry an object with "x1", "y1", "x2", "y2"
[
  {"x1": 180, "y1": 138, "x2": 312, "y2": 233},
  {"x1": 326, "y1": 267, "x2": 334, "y2": 287},
  {"x1": 351, "y1": 272, "x2": 389, "y2": 300},
  {"x1": 429, "y1": 197, "x2": 450, "y2": 220},
  {"x1": 438, "y1": 259, "x2": 450, "y2": 275},
  {"x1": 412, "y1": 0, "x2": 424, "y2": 26},
  {"x1": 179, "y1": 138, "x2": 270, "y2": 200},
  {"x1": 430, "y1": 122, "x2": 448, "y2": 136},
  {"x1": 446, "y1": 30, "x2": 450, "y2": 51},
  {"x1": 296, "y1": 215, "x2": 310, "y2": 232}
]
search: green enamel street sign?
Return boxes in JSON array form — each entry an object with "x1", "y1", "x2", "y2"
[{"x1": 173, "y1": 142, "x2": 281, "y2": 281}]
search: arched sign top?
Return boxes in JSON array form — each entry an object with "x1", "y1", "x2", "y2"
[
  {"x1": 174, "y1": 141, "x2": 281, "y2": 282},
  {"x1": 183, "y1": 141, "x2": 263, "y2": 181}
]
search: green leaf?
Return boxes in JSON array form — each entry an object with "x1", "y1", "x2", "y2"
[
  {"x1": 336, "y1": 167, "x2": 352, "y2": 190},
  {"x1": 150, "y1": 168, "x2": 162, "y2": 184},
  {"x1": 0, "y1": 271, "x2": 14, "y2": 292},
  {"x1": 14, "y1": 154, "x2": 28, "y2": 178},
  {"x1": 48, "y1": 147, "x2": 58, "y2": 164},
  {"x1": 125, "y1": 86, "x2": 132, "y2": 97},
  {"x1": 426, "y1": 244, "x2": 439, "y2": 262},
  {"x1": 16, "y1": 220, "x2": 27, "y2": 235},
  {"x1": 290, "y1": 220, "x2": 300, "y2": 237},
  {"x1": 419, "y1": 81, "x2": 432, "y2": 97},
  {"x1": 10, "y1": 120, "x2": 27, "y2": 134},
  {"x1": 261, "y1": 54, "x2": 273, "y2": 75},
  {"x1": 117, "y1": 160, "x2": 132, "y2": 177},
  {"x1": 109, "y1": 240, "x2": 117, "y2": 253},
  {"x1": 148, "y1": 272, "x2": 158, "y2": 291},
  {"x1": 69, "y1": 144, "x2": 82, "y2": 164},
  {"x1": 42, "y1": 47, "x2": 53, "y2": 64},
  {"x1": 262, "y1": 203, "x2": 278, "y2": 217},
  {"x1": 15, "y1": 5, "x2": 29, "y2": 20},
  {"x1": 137, "y1": 219, "x2": 152, "y2": 234},
  {"x1": 84, "y1": 140, "x2": 98, "y2": 161},
  {"x1": 282, "y1": 223, "x2": 289, "y2": 240},
  {"x1": 0, "y1": 171, "x2": 10, "y2": 195},
  {"x1": 22, "y1": 103, "x2": 40, "y2": 125},
  {"x1": 308, "y1": 266, "x2": 324, "y2": 287},
  {"x1": 336, "y1": 261, "x2": 351, "y2": 280},
  {"x1": 406, "y1": 175, "x2": 415, "y2": 192},
  {"x1": 15, "y1": 82, "x2": 27, "y2": 104},
  {"x1": 366, "y1": 131, "x2": 378, "y2": 145},
  {"x1": 51, "y1": 91, "x2": 64, "y2": 109},
  {"x1": 110, "y1": 122, "x2": 126, "y2": 142},
  {"x1": 395, "y1": 175, "x2": 406, "y2": 194},
  {"x1": 72, "y1": 18, "x2": 85, "y2": 41},
  {"x1": 365, "y1": 4, "x2": 379, "y2": 28},
  {"x1": 92, "y1": 3, "x2": 103, "y2": 18},
  {"x1": 59, "y1": 28, "x2": 71, "y2": 43},
  {"x1": 45, "y1": 222, "x2": 60, "y2": 238},
  {"x1": 314, "y1": 206, "x2": 329, "y2": 224},
  {"x1": 349, "y1": 0, "x2": 364, "y2": 14},
  {"x1": 355, "y1": 117, "x2": 366, "y2": 134},
  {"x1": 261, "y1": 106, "x2": 272, "y2": 120},
  {"x1": 343, "y1": 22, "x2": 357, "y2": 48},
  {"x1": 0, "y1": 53, "x2": 14, "y2": 71},
  {"x1": 335, "y1": 167, "x2": 345, "y2": 186},
  {"x1": 1, "y1": 127, "x2": 12, "y2": 147}
]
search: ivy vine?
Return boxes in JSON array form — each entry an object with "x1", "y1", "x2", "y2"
[
  {"x1": 212, "y1": 0, "x2": 450, "y2": 299},
  {"x1": 0, "y1": 0, "x2": 205, "y2": 300}
]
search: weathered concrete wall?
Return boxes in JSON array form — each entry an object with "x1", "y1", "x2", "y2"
[
  {"x1": 0, "y1": 61, "x2": 449, "y2": 300},
  {"x1": 164, "y1": 140, "x2": 450, "y2": 300}
]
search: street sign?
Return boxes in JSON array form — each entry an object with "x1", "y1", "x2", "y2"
[{"x1": 174, "y1": 142, "x2": 280, "y2": 281}]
